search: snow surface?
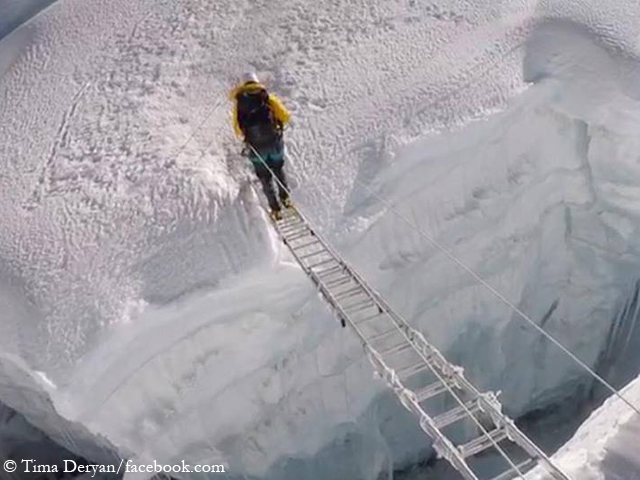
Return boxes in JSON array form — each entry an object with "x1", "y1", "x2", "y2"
[
  {"x1": 527, "y1": 375, "x2": 640, "y2": 480},
  {"x1": 1, "y1": 0, "x2": 640, "y2": 479}
]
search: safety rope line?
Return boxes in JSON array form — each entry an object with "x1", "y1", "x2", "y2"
[
  {"x1": 165, "y1": 98, "x2": 223, "y2": 168},
  {"x1": 246, "y1": 133, "x2": 640, "y2": 419},
  {"x1": 247, "y1": 144, "x2": 531, "y2": 479},
  {"x1": 374, "y1": 335, "x2": 528, "y2": 479},
  {"x1": 347, "y1": 176, "x2": 640, "y2": 418}
]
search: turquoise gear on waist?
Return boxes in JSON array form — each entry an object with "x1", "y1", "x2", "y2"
[{"x1": 250, "y1": 146, "x2": 284, "y2": 165}]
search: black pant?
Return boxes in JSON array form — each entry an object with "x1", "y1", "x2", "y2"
[{"x1": 254, "y1": 160, "x2": 289, "y2": 211}]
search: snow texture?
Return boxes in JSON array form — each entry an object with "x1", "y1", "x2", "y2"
[
  {"x1": 1, "y1": 0, "x2": 640, "y2": 479},
  {"x1": 527, "y1": 375, "x2": 640, "y2": 480}
]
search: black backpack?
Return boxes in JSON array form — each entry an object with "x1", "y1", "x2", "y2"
[{"x1": 237, "y1": 88, "x2": 280, "y2": 149}]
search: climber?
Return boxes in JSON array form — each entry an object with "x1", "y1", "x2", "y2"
[{"x1": 231, "y1": 72, "x2": 292, "y2": 221}]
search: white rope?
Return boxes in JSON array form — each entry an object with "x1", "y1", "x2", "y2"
[
  {"x1": 347, "y1": 175, "x2": 640, "y2": 418},
  {"x1": 377, "y1": 328, "x2": 528, "y2": 479},
  {"x1": 280, "y1": 121, "x2": 640, "y2": 418},
  {"x1": 239, "y1": 98, "x2": 640, "y2": 422},
  {"x1": 253, "y1": 133, "x2": 639, "y2": 418},
  {"x1": 247, "y1": 145, "x2": 529, "y2": 478},
  {"x1": 248, "y1": 128, "x2": 639, "y2": 413},
  {"x1": 164, "y1": 98, "x2": 223, "y2": 168}
]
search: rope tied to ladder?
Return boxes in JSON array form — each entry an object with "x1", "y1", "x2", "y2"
[
  {"x1": 245, "y1": 136, "x2": 640, "y2": 420},
  {"x1": 248, "y1": 145, "x2": 533, "y2": 479}
]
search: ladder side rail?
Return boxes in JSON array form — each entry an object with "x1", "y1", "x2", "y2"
[
  {"x1": 369, "y1": 289, "x2": 521, "y2": 420},
  {"x1": 499, "y1": 420, "x2": 571, "y2": 480},
  {"x1": 274, "y1": 209, "x2": 477, "y2": 477},
  {"x1": 276, "y1": 209, "x2": 513, "y2": 477},
  {"x1": 262, "y1": 192, "x2": 570, "y2": 480},
  {"x1": 362, "y1": 289, "x2": 539, "y2": 478},
  {"x1": 282, "y1": 208, "x2": 394, "y2": 317},
  {"x1": 374, "y1": 295, "x2": 570, "y2": 480},
  {"x1": 275, "y1": 209, "x2": 390, "y2": 338},
  {"x1": 276, "y1": 213, "x2": 377, "y2": 343},
  {"x1": 365, "y1": 346, "x2": 478, "y2": 480},
  {"x1": 280, "y1": 230, "x2": 356, "y2": 332}
]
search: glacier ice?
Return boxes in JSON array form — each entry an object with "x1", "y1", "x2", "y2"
[
  {"x1": 0, "y1": 0, "x2": 640, "y2": 479},
  {"x1": 526, "y1": 375, "x2": 640, "y2": 479}
]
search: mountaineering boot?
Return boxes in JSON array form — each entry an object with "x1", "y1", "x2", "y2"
[
  {"x1": 270, "y1": 208, "x2": 283, "y2": 222},
  {"x1": 282, "y1": 196, "x2": 294, "y2": 209}
]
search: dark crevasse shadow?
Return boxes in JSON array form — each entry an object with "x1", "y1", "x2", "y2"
[
  {"x1": 0, "y1": 0, "x2": 58, "y2": 42},
  {"x1": 596, "y1": 278, "x2": 640, "y2": 393},
  {"x1": 0, "y1": 398, "x2": 87, "y2": 474},
  {"x1": 523, "y1": 18, "x2": 640, "y2": 101},
  {"x1": 0, "y1": 0, "x2": 58, "y2": 80}
]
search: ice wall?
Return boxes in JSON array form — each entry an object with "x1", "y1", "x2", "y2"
[{"x1": 1, "y1": 0, "x2": 640, "y2": 478}]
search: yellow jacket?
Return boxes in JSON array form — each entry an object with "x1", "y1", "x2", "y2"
[{"x1": 230, "y1": 82, "x2": 291, "y2": 139}]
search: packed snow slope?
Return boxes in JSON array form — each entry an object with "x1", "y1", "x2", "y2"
[{"x1": 1, "y1": 0, "x2": 640, "y2": 479}]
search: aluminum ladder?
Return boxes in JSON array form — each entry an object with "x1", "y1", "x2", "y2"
[{"x1": 259, "y1": 197, "x2": 569, "y2": 480}]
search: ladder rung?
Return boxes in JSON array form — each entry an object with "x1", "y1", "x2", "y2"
[
  {"x1": 490, "y1": 459, "x2": 537, "y2": 480},
  {"x1": 344, "y1": 298, "x2": 375, "y2": 313},
  {"x1": 324, "y1": 276, "x2": 352, "y2": 289},
  {"x1": 286, "y1": 231, "x2": 312, "y2": 242},
  {"x1": 283, "y1": 230, "x2": 308, "y2": 240},
  {"x1": 315, "y1": 265, "x2": 343, "y2": 278},
  {"x1": 355, "y1": 312, "x2": 385, "y2": 325},
  {"x1": 415, "y1": 381, "x2": 448, "y2": 402},
  {"x1": 368, "y1": 327, "x2": 400, "y2": 343},
  {"x1": 379, "y1": 341, "x2": 412, "y2": 357},
  {"x1": 282, "y1": 227, "x2": 307, "y2": 237},
  {"x1": 346, "y1": 303, "x2": 376, "y2": 315},
  {"x1": 279, "y1": 213, "x2": 302, "y2": 224},
  {"x1": 333, "y1": 286, "x2": 364, "y2": 300},
  {"x1": 280, "y1": 218, "x2": 303, "y2": 229},
  {"x1": 335, "y1": 291, "x2": 367, "y2": 303},
  {"x1": 282, "y1": 213, "x2": 304, "y2": 222},
  {"x1": 299, "y1": 249, "x2": 329, "y2": 260},
  {"x1": 397, "y1": 362, "x2": 430, "y2": 379},
  {"x1": 308, "y1": 258, "x2": 336, "y2": 270},
  {"x1": 433, "y1": 400, "x2": 480, "y2": 429},
  {"x1": 343, "y1": 294, "x2": 373, "y2": 307},
  {"x1": 282, "y1": 230, "x2": 306, "y2": 240},
  {"x1": 459, "y1": 428, "x2": 508, "y2": 458},
  {"x1": 291, "y1": 239, "x2": 320, "y2": 250}
]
